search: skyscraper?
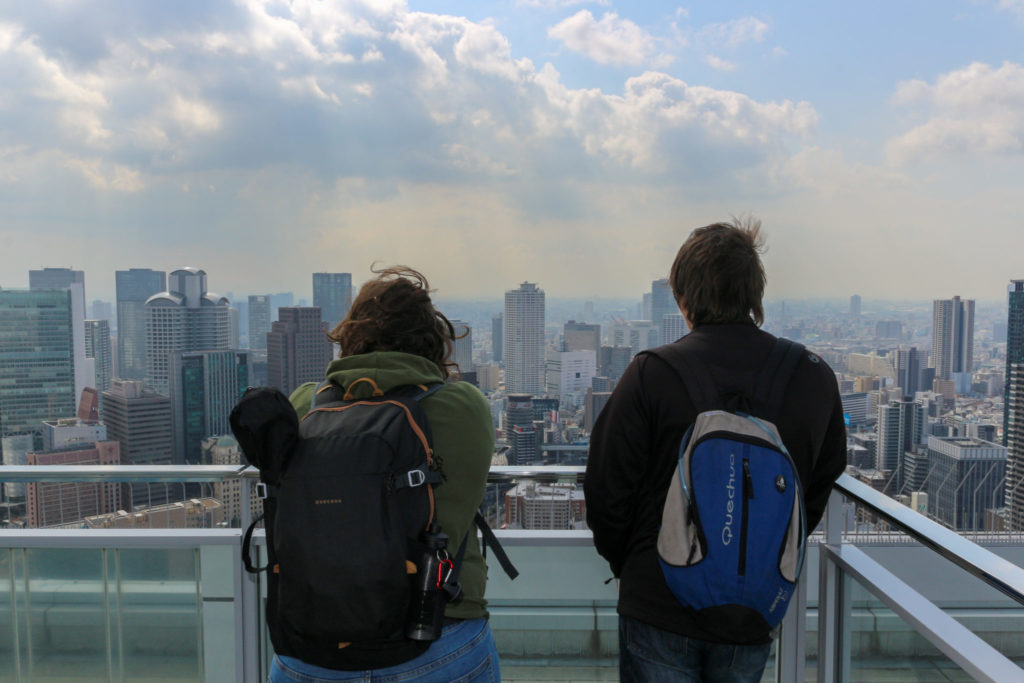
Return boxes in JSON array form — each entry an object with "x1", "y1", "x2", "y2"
[
  {"x1": 876, "y1": 397, "x2": 925, "y2": 495},
  {"x1": 248, "y1": 294, "x2": 271, "y2": 350},
  {"x1": 504, "y1": 282, "x2": 545, "y2": 395},
  {"x1": 102, "y1": 380, "x2": 173, "y2": 466},
  {"x1": 101, "y1": 379, "x2": 174, "y2": 508},
  {"x1": 1003, "y1": 280, "x2": 1024, "y2": 529},
  {"x1": 169, "y1": 350, "x2": 248, "y2": 464},
  {"x1": 145, "y1": 268, "x2": 233, "y2": 395},
  {"x1": 850, "y1": 294, "x2": 862, "y2": 317},
  {"x1": 449, "y1": 319, "x2": 473, "y2": 376},
  {"x1": 563, "y1": 320, "x2": 600, "y2": 352},
  {"x1": 651, "y1": 278, "x2": 675, "y2": 332},
  {"x1": 313, "y1": 273, "x2": 352, "y2": 330},
  {"x1": 662, "y1": 313, "x2": 688, "y2": 344},
  {"x1": 931, "y1": 296, "x2": 975, "y2": 381},
  {"x1": 505, "y1": 394, "x2": 538, "y2": 466},
  {"x1": 892, "y1": 347, "x2": 922, "y2": 397},
  {"x1": 116, "y1": 268, "x2": 167, "y2": 381},
  {"x1": 267, "y1": 307, "x2": 333, "y2": 396},
  {"x1": 927, "y1": 436, "x2": 1005, "y2": 531},
  {"x1": 0, "y1": 289, "x2": 78, "y2": 449},
  {"x1": 30, "y1": 268, "x2": 85, "y2": 311},
  {"x1": 491, "y1": 313, "x2": 503, "y2": 363},
  {"x1": 85, "y1": 319, "x2": 113, "y2": 393}
]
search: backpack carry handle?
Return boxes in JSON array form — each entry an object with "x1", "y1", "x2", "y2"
[{"x1": 343, "y1": 377, "x2": 385, "y2": 400}]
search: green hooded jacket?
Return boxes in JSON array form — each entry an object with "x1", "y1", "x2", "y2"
[{"x1": 290, "y1": 351, "x2": 494, "y2": 619}]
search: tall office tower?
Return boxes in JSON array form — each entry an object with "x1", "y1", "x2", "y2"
[
  {"x1": 101, "y1": 380, "x2": 173, "y2": 465},
  {"x1": 145, "y1": 268, "x2": 233, "y2": 395},
  {"x1": 313, "y1": 273, "x2": 352, "y2": 330},
  {"x1": 505, "y1": 394, "x2": 538, "y2": 466},
  {"x1": 662, "y1": 313, "x2": 688, "y2": 344},
  {"x1": 850, "y1": 294, "x2": 862, "y2": 317},
  {"x1": 584, "y1": 388, "x2": 612, "y2": 431},
  {"x1": 892, "y1": 347, "x2": 922, "y2": 397},
  {"x1": 599, "y1": 346, "x2": 632, "y2": 381},
  {"x1": 927, "y1": 437, "x2": 1006, "y2": 531},
  {"x1": 931, "y1": 296, "x2": 975, "y2": 381},
  {"x1": 169, "y1": 350, "x2": 248, "y2": 464},
  {"x1": 1004, "y1": 280, "x2": 1024, "y2": 529},
  {"x1": 563, "y1": 320, "x2": 600, "y2": 353},
  {"x1": 611, "y1": 320, "x2": 659, "y2": 355},
  {"x1": 26, "y1": 410, "x2": 122, "y2": 528},
  {"x1": 267, "y1": 307, "x2": 333, "y2": 396},
  {"x1": 491, "y1": 313, "x2": 503, "y2": 363},
  {"x1": 30, "y1": 268, "x2": 85, "y2": 309},
  {"x1": 504, "y1": 282, "x2": 545, "y2": 395},
  {"x1": 247, "y1": 295, "x2": 271, "y2": 350},
  {"x1": 116, "y1": 268, "x2": 167, "y2": 381},
  {"x1": 651, "y1": 279, "x2": 675, "y2": 331},
  {"x1": 0, "y1": 289, "x2": 79, "y2": 450},
  {"x1": 447, "y1": 319, "x2": 473, "y2": 376},
  {"x1": 876, "y1": 398, "x2": 926, "y2": 495},
  {"x1": 85, "y1": 319, "x2": 113, "y2": 393},
  {"x1": 102, "y1": 379, "x2": 174, "y2": 508}
]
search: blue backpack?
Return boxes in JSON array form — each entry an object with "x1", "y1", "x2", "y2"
[{"x1": 642, "y1": 338, "x2": 808, "y2": 636}]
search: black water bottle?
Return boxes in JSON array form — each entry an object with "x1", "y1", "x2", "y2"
[{"x1": 405, "y1": 524, "x2": 450, "y2": 641}]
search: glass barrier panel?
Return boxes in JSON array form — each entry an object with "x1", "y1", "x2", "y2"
[
  {"x1": 22, "y1": 548, "x2": 110, "y2": 682},
  {"x1": 117, "y1": 548, "x2": 203, "y2": 682},
  {"x1": 847, "y1": 572, "x2": 973, "y2": 681}
]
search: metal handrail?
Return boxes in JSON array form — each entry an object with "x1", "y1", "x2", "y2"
[
  {"x1": 0, "y1": 464, "x2": 585, "y2": 483},
  {"x1": 5, "y1": 464, "x2": 1024, "y2": 606},
  {"x1": 833, "y1": 472, "x2": 1024, "y2": 606}
]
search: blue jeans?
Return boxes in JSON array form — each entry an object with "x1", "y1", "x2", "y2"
[
  {"x1": 268, "y1": 618, "x2": 499, "y2": 682},
  {"x1": 619, "y1": 615, "x2": 772, "y2": 683}
]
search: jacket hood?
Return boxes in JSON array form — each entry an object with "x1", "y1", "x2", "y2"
[{"x1": 324, "y1": 351, "x2": 444, "y2": 398}]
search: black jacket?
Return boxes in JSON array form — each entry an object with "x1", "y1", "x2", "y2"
[{"x1": 584, "y1": 323, "x2": 847, "y2": 644}]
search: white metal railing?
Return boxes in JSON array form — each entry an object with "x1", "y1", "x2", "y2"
[
  {"x1": 820, "y1": 473, "x2": 1024, "y2": 683},
  {"x1": 4, "y1": 466, "x2": 1024, "y2": 681}
]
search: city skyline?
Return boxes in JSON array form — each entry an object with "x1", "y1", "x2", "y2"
[{"x1": 2, "y1": 2, "x2": 1024, "y2": 300}]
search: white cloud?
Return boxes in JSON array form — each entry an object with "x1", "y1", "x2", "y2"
[
  {"x1": 998, "y1": 0, "x2": 1024, "y2": 17},
  {"x1": 517, "y1": 0, "x2": 610, "y2": 7},
  {"x1": 548, "y1": 11, "x2": 659, "y2": 66},
  {"x1": 887, "y1": 61, "x2": 1024, "y2": 163},
  {"x1": 705, "y1": 54, "x2": 736, "y2": 72},
  {"x1": 64, "y1": 157, "x2": 144, "y2": 192},
  {"x1": 700, "y1": 16, "x2": 770, "y2": 48}
]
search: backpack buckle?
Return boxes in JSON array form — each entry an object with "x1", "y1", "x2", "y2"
[
  {"x1": 407, "y1": 469, "x2": 427, "y2": 488},
  {"x1": 256, "y1": 482, "x2": 269, "y2": 499}
]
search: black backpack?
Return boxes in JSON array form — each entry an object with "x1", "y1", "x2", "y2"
[{"x1": 230, "y1": 378, "x2": 516, "y2": 671}]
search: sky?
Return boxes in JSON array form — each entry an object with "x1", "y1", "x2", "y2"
[{"x1": 1, "y1": 0, "x2": 1023, "y2": 303}]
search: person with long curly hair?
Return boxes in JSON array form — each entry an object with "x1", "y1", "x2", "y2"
[{"x1": 269, "y1": 266, "x2": 498, "y2": 683}]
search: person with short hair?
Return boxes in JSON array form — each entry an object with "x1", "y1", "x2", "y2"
[
  {"x1": 585, "y1": 219, "x2": 846, "y2": 682},
  {"x1": 270, "y1": 266, "x2": 498, "y2": 683}
]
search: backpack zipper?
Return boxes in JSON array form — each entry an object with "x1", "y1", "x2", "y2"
[{"x1": 739, "y1": 458, "x2": 754, "y2": 576}]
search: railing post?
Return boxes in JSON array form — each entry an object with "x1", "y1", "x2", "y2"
[
  {"x1": 239, "y1": 475, "x2": 261, "y2": 682},
  {"x1": 776, "y1": 562, "x2": 807, "y2": 682},
  {"x1": 818, "y1": 490, "x2": 850, "y2": 683}
]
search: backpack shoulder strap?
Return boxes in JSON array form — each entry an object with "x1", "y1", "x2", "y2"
[
  {"x1": 413, "y1": 382, "x2": 445, "y2": 402},
  {"x1": 752, "y1": 338, "x2": 805, "y2": 423},
  {"x1": 640, "y1": 345, "x2": 719, "y2": 413},
  {"x1": 450, "y1": 511, "x2": 518, "y2": 581}
]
